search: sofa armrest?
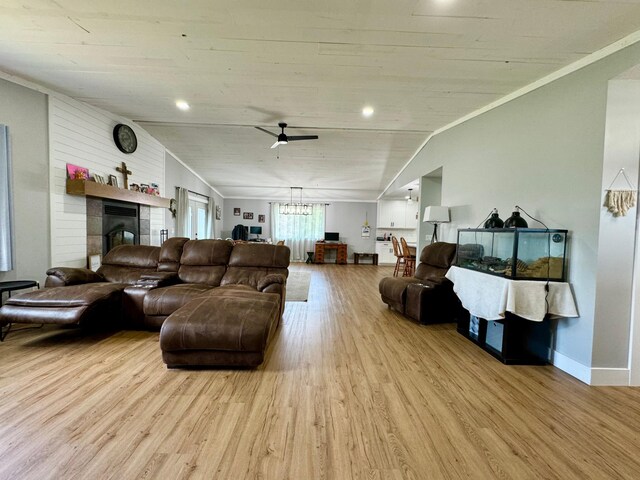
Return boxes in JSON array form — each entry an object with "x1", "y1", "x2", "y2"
[
  {"x1": 258, "y1": 274, "x2": 286, "y2": 292},
  {"x1": 45, "y1": 267, "x2": 104, "y2": 287},
  {"x1": 135, "y1": 271, "x2": 179, "y2": 288},
  {"x1": 422, "y1": 276, "x2": 451, "y2": 287}
]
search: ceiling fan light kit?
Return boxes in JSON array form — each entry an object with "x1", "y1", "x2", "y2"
[
  {"x1": 255, "y1": 122, "x2": 318, "y2": 149},
  {"x1": 280, "y1": 187, "x2": 313, "y2": 215}
]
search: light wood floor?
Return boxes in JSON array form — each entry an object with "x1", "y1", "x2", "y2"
[{"x1": 1, "y1": 264, "x2": 640, "y2": 479}]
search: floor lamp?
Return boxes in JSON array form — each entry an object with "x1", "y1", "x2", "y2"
[{"x1": 423, "y1": 206, "x2": 450, "y2": 243}]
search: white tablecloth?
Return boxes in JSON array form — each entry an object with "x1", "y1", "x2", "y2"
[{"x1": 445, "y1": 266, "x2": 578, "y2": 322}]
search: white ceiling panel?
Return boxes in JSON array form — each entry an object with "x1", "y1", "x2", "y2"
[{"x1": 1, "y1": 1, "x2": 640, "y2": 200}]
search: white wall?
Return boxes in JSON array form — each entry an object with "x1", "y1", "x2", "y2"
[
  {"x1": 594, "y1": 79, "x2": 640, "y2": 369},
  {"x1": 49, "y1": 96, "x2": 165, "y2": 267},
  {"x1": 0, "y1": 78, "x2": 49, "y2": 285},
  {"x1": 222, "y1": 199, "x2": 271, "y2": 239},
  {"x1": 326, "y1": 202, "x2": 377, "y2": 259},
  {"x1": 222, "y1": 199, "x2": 377, "y2": 260},
  {"x1": 164, "y1": 152, "x2": 223, "y2": 238},
  {"x1": 385, "y1": 41, "x2": 640, "y2": 381},
  {"x1": 417, "y1": 175, "x2": 443, "y2": 255}
]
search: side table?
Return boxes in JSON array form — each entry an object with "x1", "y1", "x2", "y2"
[
  {"x1": 354, "y1": 253, "x2": 378, "y2": 265},
  {"x1": 1, "y1": 280, "x2": 40, "y2": 341}
]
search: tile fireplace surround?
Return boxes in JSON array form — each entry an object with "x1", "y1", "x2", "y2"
[{"x1": 86, "y1": 197, "x2": 150, "y2": 257}]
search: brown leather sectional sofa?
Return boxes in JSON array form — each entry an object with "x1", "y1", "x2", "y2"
[{"x1": 0, "y1": 238, "x2": 290, "y2": 368}]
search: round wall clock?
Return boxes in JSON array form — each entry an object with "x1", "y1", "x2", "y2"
[{"x1": 113, "y1": 124, "x2": 138, "y2": 154}]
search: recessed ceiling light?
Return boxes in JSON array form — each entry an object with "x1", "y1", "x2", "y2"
[
  {"x1": 176, "y1": 100, "x2": 190, "y2": 111},
  {"x1": 362, "y1": 106, "x2": 374, "y2": 117}
]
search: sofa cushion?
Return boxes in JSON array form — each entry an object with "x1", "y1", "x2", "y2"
[
  {"x1": 415, "y1": 242, "x2": 457, "y2": 282},
  {"x1": 419, "y1": 242, "x2": 457, "y2": 268},
  {"x1": 178, "y1": 239, "x2": 233, "y2": 286},
  {"x1": 158, "y1": 237, "x2": 189, "y2": 272},
  {"x1": 143, "y1": 283, "x2": 213, "y2": 316},
  {"x1": 221, "y1": 244, "x2": 290, "y2": 288},
  {"x1": 98, "y1": 244, "x2": 160, "y2": 284}
]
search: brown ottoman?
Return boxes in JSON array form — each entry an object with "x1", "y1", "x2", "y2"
[{"x1": 159, "y1": 290, "x2": 281, "y2": 368}]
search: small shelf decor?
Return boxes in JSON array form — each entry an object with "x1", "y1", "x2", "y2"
[{"x1": 66, "y1": 179, "x2": 170, "y2": 208}]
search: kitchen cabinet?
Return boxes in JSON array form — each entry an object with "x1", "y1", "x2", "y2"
[
  {"x1": 405, "y1": 201, "x2": 419, "y2": 228},
  {"x1": 375, "y1": 242, "x2": 396, "y2": 264},
  {"x1": 377, "y1": 200, "x2": 419, "y2": 229}
]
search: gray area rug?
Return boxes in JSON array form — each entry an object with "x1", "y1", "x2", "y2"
[{"x1": 286, "y1": 271, "x2": 311, "y2": 302}]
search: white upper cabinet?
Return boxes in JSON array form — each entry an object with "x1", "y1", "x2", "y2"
[{"x1": 377, "y1": 200, "x2": 419, "y2": 229}]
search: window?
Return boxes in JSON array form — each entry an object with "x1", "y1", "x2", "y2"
[
  {"x1": 187, "y1": 194, "x2": 208, "y2": 240},
  {"x1": 0, "y1": 125, "x2": 13, "y2": 272},
  {"x1": 271, "y1": 203, "x2": 325, "y2": 261}
]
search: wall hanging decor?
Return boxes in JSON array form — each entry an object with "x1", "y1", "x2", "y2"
[{"x1": 604, "y1": 168, "x2": 637, "y2": 217}]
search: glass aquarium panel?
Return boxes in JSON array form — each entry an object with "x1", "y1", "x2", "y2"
[
  {"x1": 456, "y1": 228, "x2": 567, "y2": 281},
  {"x1": 516, "y1": 230, "x2": 566, "y2": 280}
]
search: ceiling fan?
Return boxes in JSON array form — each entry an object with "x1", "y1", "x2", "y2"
[{"x1": 255, "y1": 122, "x2": 318, "y2": 149}]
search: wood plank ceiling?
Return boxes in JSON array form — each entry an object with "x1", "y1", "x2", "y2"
[{"x1": 1, "y1": 0, "x2": 640, "y2": 201}]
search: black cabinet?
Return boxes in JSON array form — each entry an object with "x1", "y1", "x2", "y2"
[{"x1": 457, "y1": 309, "x2": 551, "y2": 365}]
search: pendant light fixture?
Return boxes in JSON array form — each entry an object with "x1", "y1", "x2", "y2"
[
  {"x1": 406, "y1": 188, "x2": 415, "y2": 203},
  {"x1": 280, "y1": 187, "x2": 313, "y2": 215}
]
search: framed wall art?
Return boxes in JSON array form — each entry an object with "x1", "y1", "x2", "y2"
[{"x1": 66, "y1": 163, "x2": 89, "y2": 180}]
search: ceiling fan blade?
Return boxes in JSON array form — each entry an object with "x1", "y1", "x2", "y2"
[
  {"x1": 270, "y1": 140, "x2": 281, "y2": 149},
  {"x1": 287, "y1": 135, "x2": 319, "y2": 141},
  {"x1": 255, "y1": 126, "x2": 278, "y2": 138}
]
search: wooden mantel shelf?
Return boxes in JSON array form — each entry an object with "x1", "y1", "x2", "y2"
[{"x1": 66, "y1": 179, "x2": 171, "y2": 208}]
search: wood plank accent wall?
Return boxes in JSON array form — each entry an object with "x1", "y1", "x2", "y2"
[{"x1": 49, "y1": 95, "x2": 166, "y2": 267}]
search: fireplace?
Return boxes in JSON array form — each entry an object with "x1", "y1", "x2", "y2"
[
  {"x1": 102, "y1": 200, "x2": 139, "y2": 256},
  {"x1": 86, "y1": 198, "x2": 150, "y2": 260}
]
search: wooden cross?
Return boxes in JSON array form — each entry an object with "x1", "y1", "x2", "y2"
[{"x1": 116, "y1": 161, "x2": 132, "y2": 189}]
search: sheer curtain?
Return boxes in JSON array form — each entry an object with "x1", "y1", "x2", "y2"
[
  {"x1": 206, "y1": 197, "x2": 216, "y2": 239},
  {"x1": 175, "y1": 187, "x2": 190, "y2": 237},
  {"x1": 272, "y1": 203, "x2": 325, "y2": 261},
  {"x1": 0, "y1": 125, "x2": 13, "y2": 271}
]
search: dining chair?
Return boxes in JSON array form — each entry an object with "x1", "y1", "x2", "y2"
[
  {"x1": 391, "y1": 236, "x2": 404, "y2": 277},
  {"x1": 400, "y1": 237, "x2": 416, "y2": 277}
]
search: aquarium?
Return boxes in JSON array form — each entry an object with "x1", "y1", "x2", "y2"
[{"x1": 455, "y1": 228, "x2": 568, "y2": 281}]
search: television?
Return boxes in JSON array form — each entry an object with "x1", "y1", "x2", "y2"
[
  {"x1": 324, "y1": 232, "x2": 339, "y2": 242},
  {"x1": 250, "y1": 226, "x2": 262, "y2": 235}
]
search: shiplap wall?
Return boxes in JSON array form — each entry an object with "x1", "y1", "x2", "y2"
[{"x1": 49, "y1": 95, "x2": 165, "y2": 267}]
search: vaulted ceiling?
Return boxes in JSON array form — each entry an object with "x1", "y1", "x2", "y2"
[{"x1": 2, "y1": 0, "x2": 640, "y2": 201}]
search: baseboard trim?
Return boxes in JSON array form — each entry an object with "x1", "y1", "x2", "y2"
[
  {"x1": 551, "y1": 350, "x2": 591, "y2": 384},
  {"x1": 590, "y1": 368, "x2": 630, "y2": 386}
]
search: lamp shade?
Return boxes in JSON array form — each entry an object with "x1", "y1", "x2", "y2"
[{"x1": 423, "y1": 206, "x2": 450, "y2": 223}]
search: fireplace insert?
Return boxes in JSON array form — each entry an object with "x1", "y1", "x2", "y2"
[{"x1": 102, "y1": 200, "x2": 139, "y2": 256}]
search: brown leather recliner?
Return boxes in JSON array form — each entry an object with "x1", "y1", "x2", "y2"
[{"x1": 379, "y1": 242, "x2": 460, "y2": 324}]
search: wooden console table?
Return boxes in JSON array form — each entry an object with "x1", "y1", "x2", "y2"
[{"x1": 314, "y1": 243, "x2": 348, "y2": 264}]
